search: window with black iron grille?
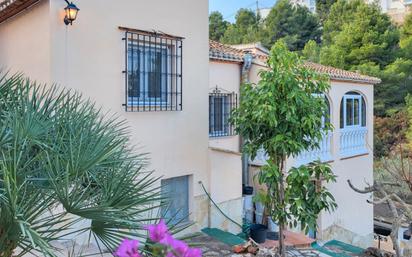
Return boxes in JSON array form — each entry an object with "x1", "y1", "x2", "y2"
[
  {"x1": 122, "y1": 27, "x2": 183, "y2": 112},
  {"x1": 209, "y1": 87, "x2": 237, "y2": 137}
]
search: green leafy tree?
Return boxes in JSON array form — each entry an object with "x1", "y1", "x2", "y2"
[
  {"x1": 262, "y1": 0, "x2": 321, "y2": 51},
  {"x1": 209, "y1": 11, "x2": 229, "y2": 41},
  {"x1": 320, "y1": 0, "x2": 399, "y2": 70},
  {"x1": 316, "y1": 0, "x2": 337, "y2": 22},
  {"x1": 231, "y1": 41, "x2": 337, "y2": 257},
  {"x1": 301, "y1": 40, "x2": 321, "y2": 63},
  {"x1": 221, "y1": 9, "x2": 261, "y2": 44},
  {"x1": 0, "y1": 73, "x2": 184, "y2": 256}
]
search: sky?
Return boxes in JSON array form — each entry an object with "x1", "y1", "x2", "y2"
[{"x1": 209, "y1": 0, "x2": 276, "y2": 22}]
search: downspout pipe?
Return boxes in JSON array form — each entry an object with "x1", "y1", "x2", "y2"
[{"x1": 241, "y1": 53, "x2": 253, "y2": 187}]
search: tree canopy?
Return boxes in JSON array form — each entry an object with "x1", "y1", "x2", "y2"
[
  {"x1": 262, "y1": 0, "x2": 321, "y2": 51},
  {"x1": 209, "y1": 11, "x2": 229, "y2": 41},
  {"x1": 220, "y1": 9, "x2": 261, "y2": 44},
  {"x1": 320, "y1": 0, "x2": 399, "y2": 70},
  {"x1": 231, "y1": 41, "x2": 337, "y2": 257}
]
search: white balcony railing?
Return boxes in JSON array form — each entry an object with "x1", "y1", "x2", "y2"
[
  {"x1": 339, "y1": 127, "x2": 368, "y2": 158},
  {"x1": 249, "y1": 128, "x2": 368, "y2": 166},
  {"x1": 295, "y1": 132, "x2": 332, "y2": 166}
]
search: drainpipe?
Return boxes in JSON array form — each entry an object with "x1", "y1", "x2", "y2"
[{"x1": 241, "y1": 53, "x2": 253, "y2": 187}]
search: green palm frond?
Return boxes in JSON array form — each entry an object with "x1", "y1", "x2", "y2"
[{"x1": 0, "y1": 72, "x2": 169, "y2": 256}]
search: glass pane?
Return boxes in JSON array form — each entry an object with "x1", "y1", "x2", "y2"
[
  {"x1": 213, "y1": 97, "x2": 224, "y2": 132},
  {"x1": 340, "y1": 98, "x2": 344, "y2": 128},
  {"x1": 362, "y1": 98, "x2": 366, "y2": 127},
  {"x1": 148, "y1": 51, "x2": 162, "y2": 98},
  {"x1": 354, "y1": 98, "x2": 360, "y2": 125},
  {"x1": 128, "y1": 48, "x2": 140, "y2": 98},
  {"x1": 209, "y1": 96, "x2": 213, "y2": 134},
  {"x1": 346, "y1": 98, "x2": 354, "y2": 126}
]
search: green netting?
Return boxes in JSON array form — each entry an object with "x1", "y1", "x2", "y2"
[
  {"x1": 311, "y1": 240, "x2": 364, "y2": 257},
  {"x1": 201, "y1": 227, "x2": 246, "y2": 246}
]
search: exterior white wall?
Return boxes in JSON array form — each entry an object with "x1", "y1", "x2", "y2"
[
  {"x1": 209, "y1": 61, "x2": 241, "y2": 152},
  {"x1": 318, "y1": 81, "x2": 374, "y2": 247},
  {"x1": 0, "y1": 0, "x2": 210, "y2": 232},
  {"x1": 208, "y1": 148, "x2": 243, "y2": 233},
  {"x1": 0, "y1": 1, "x2": 51, "y2": 82},
  {"x1": 208, "y1": 60, "x2": 243, "y2": 233},
  {"x1": 285, "y1": 80, "x2": 374, "y2": 247},
  {"x1": 49, "y1": 0, "x2": 210, "y2": 230}
]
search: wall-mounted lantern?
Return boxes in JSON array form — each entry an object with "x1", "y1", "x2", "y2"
[{"x1": 64, "y1": 0, "x2": 79, "y2": 26}]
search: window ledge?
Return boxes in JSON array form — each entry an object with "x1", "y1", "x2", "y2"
[
  {"x1": 209, "y1": 147, "x2": 241, "y2": 156},
  {"x1": 340, "y1": 152, "x2": 369, "y2": 160}
]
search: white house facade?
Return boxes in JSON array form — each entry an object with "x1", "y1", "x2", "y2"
[
  {"x1": 209, "y1": 41, "x2": 380, "y2": 247},
  {"x1": 0, "y1": 0, "x2": 379, "y2": 250},
  {"x1": 0, "y1": 0, "x2": 211, "y2": 235}
]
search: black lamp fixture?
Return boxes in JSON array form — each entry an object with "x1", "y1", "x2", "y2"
[{"x1": 64, "y1": 0, "x2": 79, "y2": 26}]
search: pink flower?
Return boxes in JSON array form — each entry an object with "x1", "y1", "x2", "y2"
[
  {"x1": 184, "y1": 248, "x2": 202, "y2": 257},
  {"x1": 115, "y1": 239, "x2": 141, "y2": 257},
  {"x1": 145, "y1": 219, "x2": 170, "y2": 243},
  {"x1": 169, "y1": 239, "x2": 189, "y2": 256},
  {"x1": 166, "y1": 252, "x2": 177, "y2": 257}
]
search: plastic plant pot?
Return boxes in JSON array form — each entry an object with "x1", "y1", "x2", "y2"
[{"x1": 250, "y1": 224, "x2": 267, "y2": 243}]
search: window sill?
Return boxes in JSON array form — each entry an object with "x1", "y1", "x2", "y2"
[{"x1": 209, "y1": 134, "x2": 236, "y2": 138}]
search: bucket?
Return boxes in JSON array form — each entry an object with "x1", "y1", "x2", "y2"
[
  {"x1": 255, "y1": 211, "x2": 264, "y2": 224},
  {"x1": 243, "y1": 186, "x2": 253, "y2": 195},
  {"x1": 268, "y1": 217, "x2": 279, "y2": 232},
  {"x1": 250, "y1": 224, "x2": 267, "y2": 243}
]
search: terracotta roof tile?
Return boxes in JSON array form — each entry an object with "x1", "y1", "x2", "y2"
[
  {"x1": 209, "y1": 40, "x2": 244, "y2": 62},
  {"x1": 303, "y1": 61, "x2": 381, "y2": 84},
  {"x1": 209, "y1": 40, "x2": 381, "y2": 84}
]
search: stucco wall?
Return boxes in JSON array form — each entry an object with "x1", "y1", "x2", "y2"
[
  {"x1": 0, "y1": 0, "x2": 210, "y2": 231},
  {"x1": 48, "y1": 0, "x2": 209, "y2": 193},
  {"x1": 208, "y1": 148, "x2": 243, "y2": 233},
  {"x1": 209, "y1": 61, "x2": 241, "y2": 152},
  {"x1": 0, "y1": 0, "x2": 51, "y2": 82},
  {"x1": 317, "y1": 80, "x2": 374, "y2": 246}
]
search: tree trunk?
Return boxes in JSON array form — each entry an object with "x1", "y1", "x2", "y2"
[
  {"x1": 0, "y1": 229, "x2": 16, "y2": 257},
  {"x1": 278, "y1": 158, "x2": 286, "y2": 257}
]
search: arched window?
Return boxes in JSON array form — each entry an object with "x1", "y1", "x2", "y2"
[
  {"x1": 340, "y1": 92, "x2": 366, "y2": 129},
  {"x1": 313, "y1": 94, "x2": 331, "y2": 127}
]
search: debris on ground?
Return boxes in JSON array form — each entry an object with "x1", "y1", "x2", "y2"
[{"x1": 361, "y1": 247, "x2": 394, "y2": 257}]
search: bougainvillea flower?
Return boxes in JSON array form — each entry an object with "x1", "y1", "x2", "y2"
[
  {"x1": 115, "y1": 239, "x2": 141, "y2": 257},
  {"x1": 169, "y1": 239, "x2": 189, "y2": 256},
  {"x1": 145, "y1": 219, "x2": 170, "y2": 243}
]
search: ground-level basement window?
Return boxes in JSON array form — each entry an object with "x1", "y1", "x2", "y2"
[
  {"x1": 209, "y1": 88, "x2": 237, "y2": 137},
  {"x1": 122, "y1": 28, "x2": 183, "y2": 112},
  {"x1": 161, "y1": 175, "x2": 189, "y2": 224}
]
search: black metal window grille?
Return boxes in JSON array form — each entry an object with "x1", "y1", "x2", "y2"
[
  {"x1": 209, "y1": 88, "x2": 237, "y2": 137},
  {"x1": 123, "y1": 29, "x2": 183, "y2": 112}
]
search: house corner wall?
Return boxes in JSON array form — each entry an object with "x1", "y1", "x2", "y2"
[{"x1": 0, "y1": 0, "x2": 51, "y2": 83}]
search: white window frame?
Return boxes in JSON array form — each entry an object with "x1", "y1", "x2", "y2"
[
  {"x1": 127, "y1": 44, "x2": 170, "y2": 106},
  {"x1": 209, "y1": 95, "x2": 229, "y2": 137},
  {"x1": 342, "y1": 94, "x2": 364, "y2": 130}
]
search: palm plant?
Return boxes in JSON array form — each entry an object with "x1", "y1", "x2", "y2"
[{"x1": 0, "y1": 72, "x2": 170, "y2": 256}]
